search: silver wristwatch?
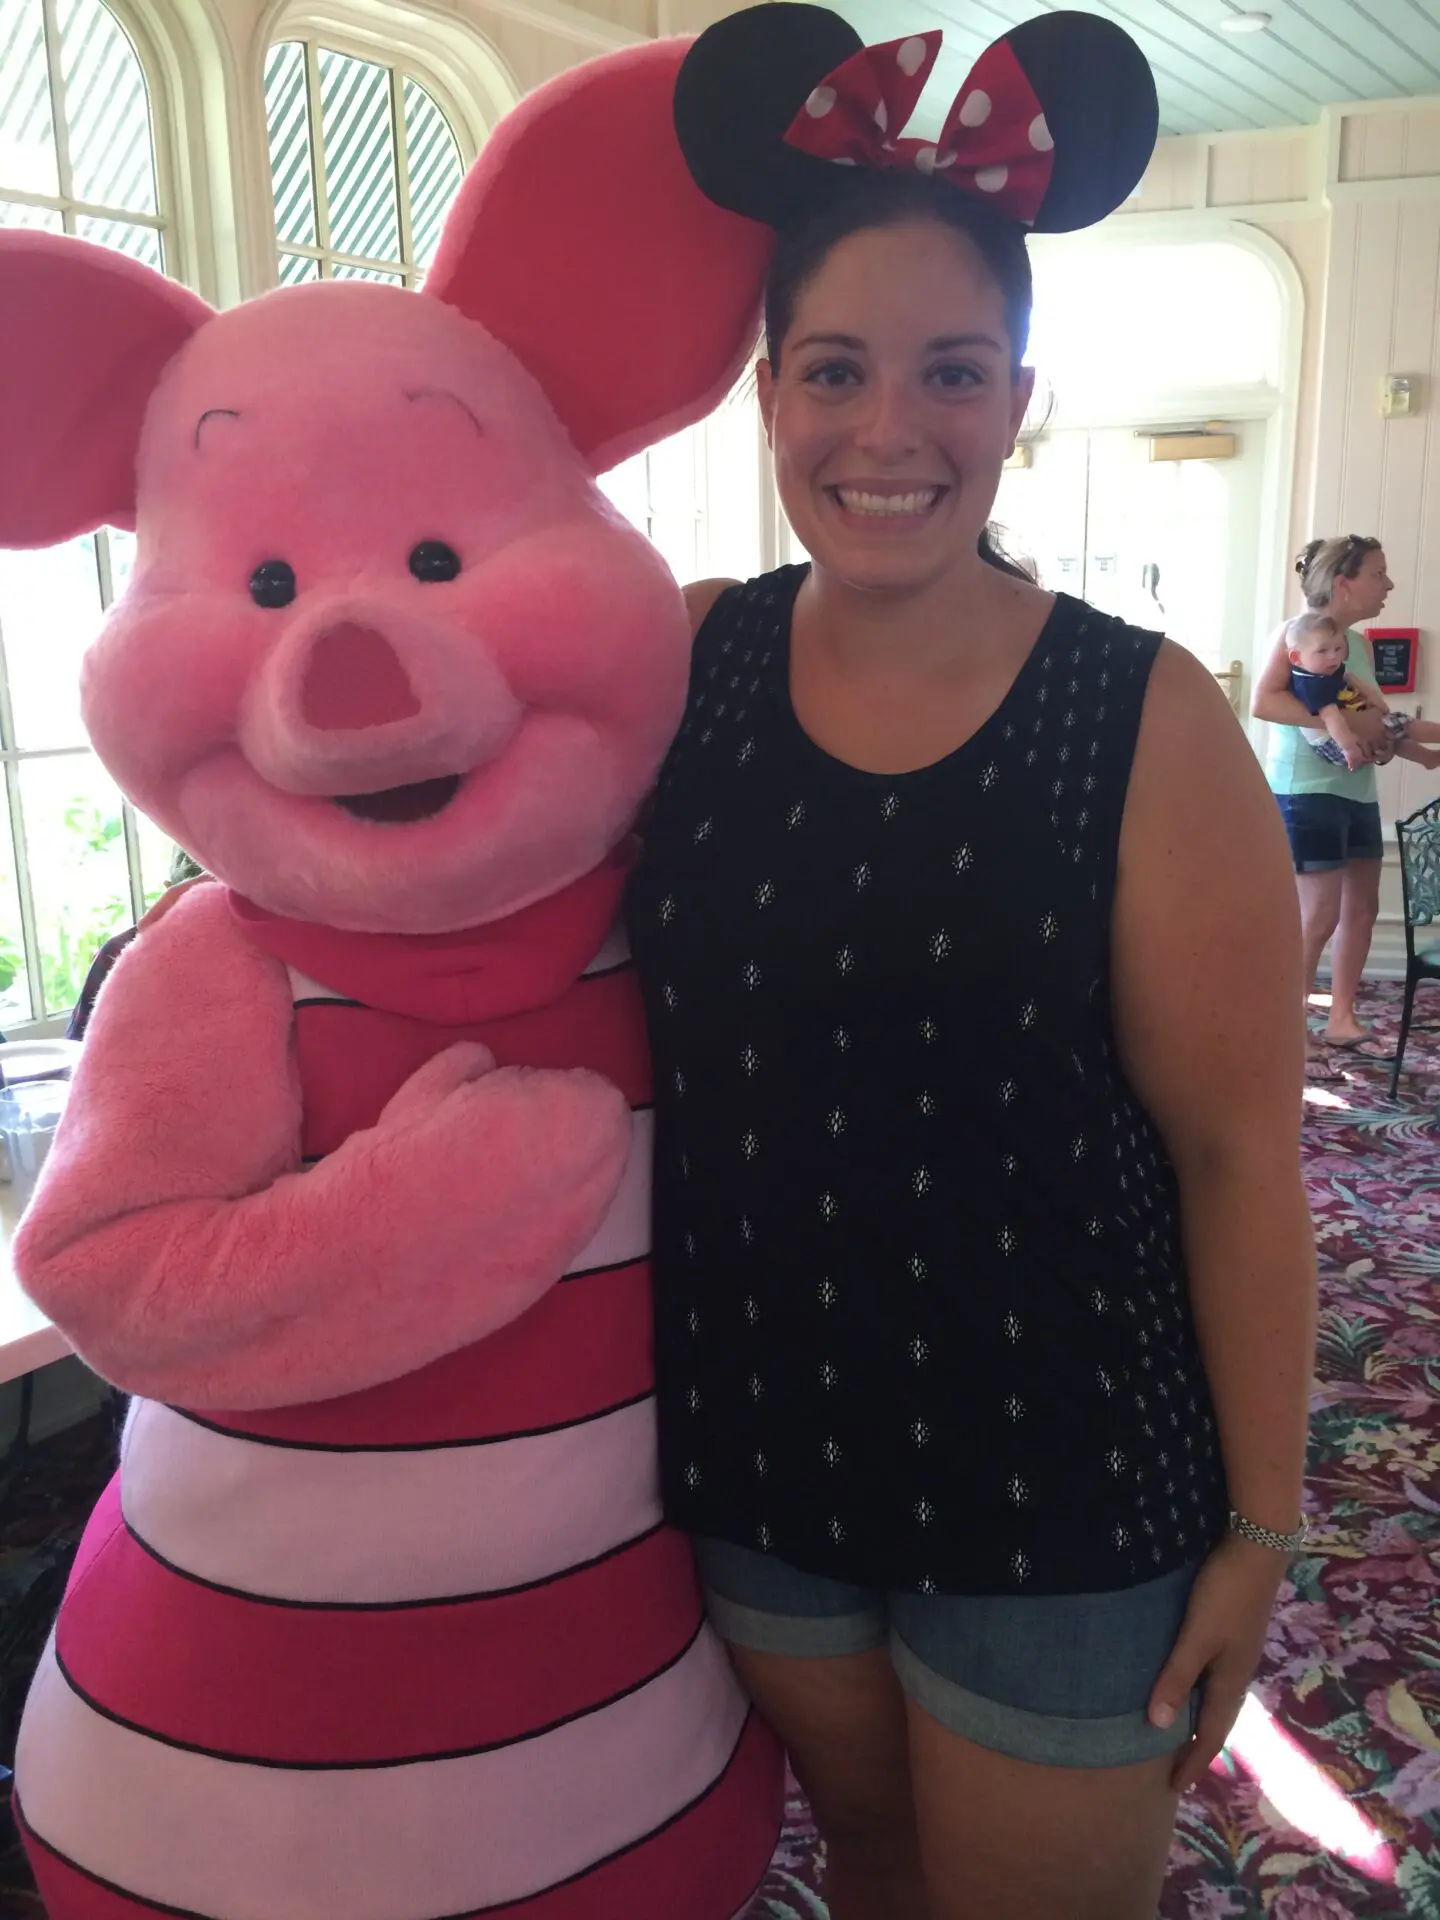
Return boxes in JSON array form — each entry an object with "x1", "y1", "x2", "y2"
[{"x1": 1229, "y1": 1510, "x2": 1309, "y2": 1555}]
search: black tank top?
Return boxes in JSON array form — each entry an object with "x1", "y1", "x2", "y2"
[{"x1": 628, "y1": 566, "x2": 1227, "y2": 1596}]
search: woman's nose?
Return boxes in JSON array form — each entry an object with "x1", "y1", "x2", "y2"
[{"x1": 854, "y1": 378, "x2": 922, "y2": 457}]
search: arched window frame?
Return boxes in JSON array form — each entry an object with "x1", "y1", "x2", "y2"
[
  {"x1": 0, "y1": 0, "x2": 187, "y2": 1032},
  {"x1": 0, "y1": 0, "x2": 170, "y2": 262},
  {"x1": 256, "y1": 0, "x2": 519, "y2": 289}
]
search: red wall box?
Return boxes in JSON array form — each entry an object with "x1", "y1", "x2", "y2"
[{"x1": 1366, "y1": 627, "x2": 1419, "y2": 694}]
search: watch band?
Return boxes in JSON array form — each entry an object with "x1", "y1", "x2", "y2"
[{"x1": 1229, "y1": 1510, "x2": 1309, "y2": 1554}]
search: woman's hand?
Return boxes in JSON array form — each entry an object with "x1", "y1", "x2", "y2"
[{"x1": 1146, "y1": 1532, "x2": 1291, "y2": 1793}]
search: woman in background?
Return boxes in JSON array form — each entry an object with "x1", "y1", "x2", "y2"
[{"x1": 1251, "y1": 537, "x2": 1422, "y2": 1068}]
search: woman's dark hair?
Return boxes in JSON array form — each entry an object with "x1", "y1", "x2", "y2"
[
  {"x1": 762, "y1": 175, "x2": 1037, "y2": 583},
  {"x1": 763, "y1": 174, "x2": 1033, "y2": 370},
  {"x1": 1294, "y1": 535, "x2": 1382, "y2": 609}
]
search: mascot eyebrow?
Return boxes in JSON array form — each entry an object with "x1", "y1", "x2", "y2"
[
  {"x1": 405, "y1": 386, "x2": 483, "y2": 435},
  {"x1": 194, "y1": 406, "x2": 241, "y2": 449}
]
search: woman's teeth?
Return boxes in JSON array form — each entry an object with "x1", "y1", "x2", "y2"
[{"x1": 836, "y1": 487, "x2": 940, "y2": 516}]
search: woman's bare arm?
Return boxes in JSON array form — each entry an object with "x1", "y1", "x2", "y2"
[
  {"x1": 1117, "y1": 640, "x2": 1314, "y2": 1536},
  {"x1": 1115, "y1": 641, "x2": 1317, "y2": 1788}
]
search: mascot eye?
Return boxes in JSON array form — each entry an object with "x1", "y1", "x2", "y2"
[
  {"x1": 409, "y1": 541, "x2": 461, "y2": 583},
  {"x1": 250, "y1": 559, "x2": 297, "y2": 608}
]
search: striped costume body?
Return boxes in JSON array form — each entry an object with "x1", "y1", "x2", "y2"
[{"x1": 17, "y1": 925, "x2": 781, "y2": 1920}]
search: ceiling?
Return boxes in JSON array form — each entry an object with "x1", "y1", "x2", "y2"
[{"x1": 828, "y1": 1, "x2": 1440, "y2": 136}]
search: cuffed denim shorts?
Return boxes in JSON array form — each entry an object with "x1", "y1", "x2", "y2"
[
  {"x1": 694, "y1": 1536, "x2": 1204, "y2": 1770},
  {"x1": 1274, "y1": 792, "x2": 1384, "y2": 872}
]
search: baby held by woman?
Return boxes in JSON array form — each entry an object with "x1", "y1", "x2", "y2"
[{"x1": 1286, "y1": 612, "x2": 1440, "y2": 771}]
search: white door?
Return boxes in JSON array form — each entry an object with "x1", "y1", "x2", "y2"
[{"x1": 994, "y1": 425, "x2": 1268, "y2": 710}]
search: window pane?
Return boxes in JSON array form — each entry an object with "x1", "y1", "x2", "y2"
[
  {"x1": 105, "y1": 526, "x2": 136, "y2": 602},
  {"x1": 278, "y1": 249, "x2": 320, "y2": 284},
  {"x1": 265, "y1": 41, "x2": 316, "y2": 248},
  {"x1": 0, "y1": 540, "x2": 101, "y2": 749},
  {"x1": 58, "y1": 0, "x2": 157, "y2": 214},
  {"x1": 130, "y1": 802, "x2": 173, "y2": 907},
  {"x1": 73, "y1": 212, "x2": 161, "y2": 269},
  {"x1": 22, "y1": 751, "x2": 131, "y2": 1017},
  {"x1": 403, "y1": 77, "x2": 461, "y2": 271},
  {"x1": 699, "y1": 388, "x2": 763, "y2": 583},
  {"x1": 646, "y1": 430, "x2": 703, "y2": 585},
  {"x1": 319, "y1": 48, "x2": 399, "y2": 264},
  {"x1": 597, "y1": 454, "x2": 650, "y2": 538},
  {"x1": 1, "y1": 196, "x2": 63, "y2": 231},
  {"x1": 330, "y1": 261, "x2": 403, "y2": 284},
  {"x1": 0, "y1": 816, "x2": 30, "y2": 1029},
  {"x1": 0, "y1": 0, "x2": 60, "y2": 197}
]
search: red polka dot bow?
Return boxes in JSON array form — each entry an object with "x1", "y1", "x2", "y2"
[{"x1": 783, "y1": 31, "x2": 1055, "y2": 227}]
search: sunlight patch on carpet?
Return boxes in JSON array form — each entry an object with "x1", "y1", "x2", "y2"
[
  {"x1": 1222, "y1": 1693, "x2": 1396, "y2": 1880},
  {"x1": 1302, "y1": 1085, "x2": 1352, "y2": 1109}
]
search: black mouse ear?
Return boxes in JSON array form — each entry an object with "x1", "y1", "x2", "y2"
[
  {"x1": 1002, "y1": 12, "x2": 1158, "y2": 233},
  {"x1": 673, "y1": 2, "x2": 864, "y2": 228},
  {"x1": 675, "y1": 6, "x2": 1157, "y2": 238}
]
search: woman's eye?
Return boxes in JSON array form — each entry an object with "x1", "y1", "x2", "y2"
[
  {"x1": 804, "y1": 361, "x2": 861, "y2": 391},
  {"x1": 929, "y1": 362, "x2": 983, "y2": 391}
]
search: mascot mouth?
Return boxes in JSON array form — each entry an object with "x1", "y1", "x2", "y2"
[{"x1": 334, "y1": 774, "x2": 463, "y2": 823}]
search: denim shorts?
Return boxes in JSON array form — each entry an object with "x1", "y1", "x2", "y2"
[
  {"x1": 1274, "y1": 792, "x2": 1384, "y2": 872},
  {"x1": 694, "y1": 1537, "x2": 1204, "y2": 1770}
]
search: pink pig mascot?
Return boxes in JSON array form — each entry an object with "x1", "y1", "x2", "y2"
[{"x1": 0, "y1": 36, "x2": 784, "y2": 1920}]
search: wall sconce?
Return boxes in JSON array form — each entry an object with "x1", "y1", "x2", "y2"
[{"x1": 1381, "y1": 375, "x2": 1419, "y2": 418}]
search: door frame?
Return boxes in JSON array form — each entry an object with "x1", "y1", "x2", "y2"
[{"x1": 1024, "y1": 216, "x2": 1304, "y2": 746}]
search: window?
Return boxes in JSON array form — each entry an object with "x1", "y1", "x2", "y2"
[
  {"x1": 600, "y1": 382, "x2": 767, "y2": 590},
  {"x1": 264, "y1": 40, "x2": 464, "y2": 287},
  {"x1": 0, "y1": 0, "x2": 175, "y2": 1030}
]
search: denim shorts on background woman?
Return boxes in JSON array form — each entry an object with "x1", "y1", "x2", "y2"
[
  {"x1": 1275, "y1": 792, "x2": 1384, "y2": 873},
  {"x1": 693, "y1": 1536, "x2": 1205, "y2": 1770}
]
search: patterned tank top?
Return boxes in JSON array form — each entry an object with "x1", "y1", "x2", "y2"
[{"x1": 628, "y1": 565, "x2": 1228, "y2": 1597}]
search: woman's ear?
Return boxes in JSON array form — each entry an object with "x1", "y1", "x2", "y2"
[{"x1": 755, "y1": 359, "x2": 778, "y2": 446}]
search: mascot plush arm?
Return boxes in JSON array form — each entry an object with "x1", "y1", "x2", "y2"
[{"x1": 14, "y1": 883, "x2": 631, "y2": 1410}]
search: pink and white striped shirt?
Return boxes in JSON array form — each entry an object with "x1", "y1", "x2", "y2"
[{"x1": 17, "y1": 918, "x2": 781, "y2": 1920}]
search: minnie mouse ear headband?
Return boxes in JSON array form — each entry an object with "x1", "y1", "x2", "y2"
[{"x1": 673, "y1": 4, "x2": 1158, "y2": 236}]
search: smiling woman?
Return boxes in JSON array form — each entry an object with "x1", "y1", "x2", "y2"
[{"x1": 626, "y1": 10, "x2": 1319, "y2": 1920}]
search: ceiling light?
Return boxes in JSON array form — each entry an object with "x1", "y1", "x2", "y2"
[{"x1": 1220, "y1": 9, "x2": 1272, "y2": 29}]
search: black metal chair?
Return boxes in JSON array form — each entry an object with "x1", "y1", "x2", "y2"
[{"x1": 1388, "y1": 794, "x2": 1440, "y2": 1100}]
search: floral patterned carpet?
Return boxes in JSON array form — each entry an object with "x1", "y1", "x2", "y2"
[{"x1": 1, "y1": 984, "x2": 1438, "y2": 1919}]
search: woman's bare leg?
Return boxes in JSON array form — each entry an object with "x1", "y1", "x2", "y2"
[
  {"x1": 727, "y1": 1644, "x2": 928, "y2": 1920},
  {"x1": 907, "y1": 1698, "x2": 1180, "y2": 1920},
  {"x1": 1324, "y1": 856, "x2": 1382, "y2": 1043},
  {"x1": 1295, "y1": 868, "x2": 1343, "y2": 1071}
]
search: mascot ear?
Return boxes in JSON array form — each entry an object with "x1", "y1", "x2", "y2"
[
  {"x1": 0, "y1": 231, "x2": 213, "y2": 545},
  {"x1": 422, "y1": 38, "x2": 773, "y2": 474}
]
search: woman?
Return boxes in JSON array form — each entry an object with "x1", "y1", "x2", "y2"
[
  {"x1": 628, "y1": 11, "x2": 1316, "y2": 1919},
  {"x1": 1252, "y1": 537, "x2": 1412, "y2": 1066}
]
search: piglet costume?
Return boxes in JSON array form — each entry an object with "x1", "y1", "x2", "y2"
[{"x1": 0, "y1": 36, "x2": 783, "y2": 1920}]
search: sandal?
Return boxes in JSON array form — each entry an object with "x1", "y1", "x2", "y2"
[{"x1": 1324, "y1": 1033, "x2": 1395, "y2": 1062}]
